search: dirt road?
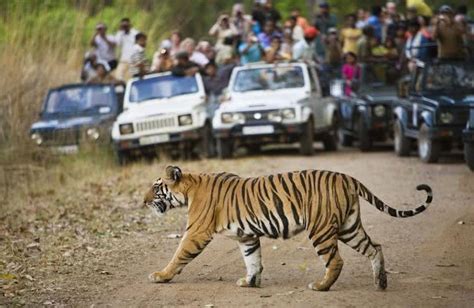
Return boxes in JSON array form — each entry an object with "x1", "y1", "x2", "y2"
[{"x1": 2, "y1": 147, "x2": 474, "y2": 307}]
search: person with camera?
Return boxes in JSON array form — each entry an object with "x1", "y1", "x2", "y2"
[
  {"x1": 209, "y1": 14, "x2": 238, "y2": 50},
  {"x1": 151, "y1": 40, "x2": 174, "y2": 73},
  {"x1": 238, "y1": 33, "x2": 264, "y2": 64},
  {"x1": 432, "y1": 5, "x2": 467, "y2": 59},
  {"x1": 90, "y1": 23, "x2": 117, "y2": 71}
]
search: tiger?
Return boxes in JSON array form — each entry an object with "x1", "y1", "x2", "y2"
[{"x1": 143, "y1": 165, "x2": 433, "y2": 291}]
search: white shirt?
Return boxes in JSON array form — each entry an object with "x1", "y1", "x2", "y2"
[
  {"x1": 292, "y1": 39, "x2": 314, "y2": 61},
  {"x1": 115, "y1": 28, "x2": 139, "y2": 63},
  {"x1": 190, "y1": 51, "x2": 209, "y2": 67},
  {"x1": 94, "y1": 35, "x2": 116, "y2": 62}
]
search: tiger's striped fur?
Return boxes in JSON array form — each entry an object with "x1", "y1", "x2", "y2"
[{"x1": 144, "y1": 166, "x2": 433, "y2": 291}]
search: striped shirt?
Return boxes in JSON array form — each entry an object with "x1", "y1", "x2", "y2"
[{"x1": 130, "y1": 44, "x2": 148, "y2": 76}]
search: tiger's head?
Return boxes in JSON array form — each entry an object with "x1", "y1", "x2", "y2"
[{"x1": 144, "y1": 165, "x2": 187, "y2": 216}]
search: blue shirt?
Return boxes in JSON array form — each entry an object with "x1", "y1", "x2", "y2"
[
  {"x1": 367, "y1": 16, "x2": 382, "y2": 41},
  {"x1": 257, "y1": 31, "x2": 281, "y2": 49},
  {"x1": 239, "y1": 43, "x2": 262, "y2": 64}
]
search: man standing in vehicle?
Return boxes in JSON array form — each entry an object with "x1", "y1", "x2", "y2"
[
  {"x1": 130, "y1": 33, "x2": 149, "y2": 78},
  {"x1": 90, "y1": 23, "x2": 117, "y2": 71},
  {"x1": 432, "y1": 5, "x2": 467, "y2": 59},
  {"x1": 115, "y1": 18, "x2": 139, "y2": 81}
]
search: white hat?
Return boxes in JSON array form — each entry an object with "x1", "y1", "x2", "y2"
[
  {"x1": 160, "y1": 39, "x2": 172, "y2": 50},
  {"x1": 96, "y1": 60, "x2": 111, "y2": 72}
]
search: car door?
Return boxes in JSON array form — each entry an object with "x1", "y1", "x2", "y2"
[{"x1": 308, "y1": 66, "x2": 329, "y2": 130}]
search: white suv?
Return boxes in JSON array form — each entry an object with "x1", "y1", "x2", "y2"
[
  {"x1": 212, "y1": 62, "x2": 338, "y2": 158},
  {"x1": 111, "y1": 72, "x2": 214, "y2": 164}
]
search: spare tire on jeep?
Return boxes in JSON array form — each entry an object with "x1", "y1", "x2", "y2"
[{"x1": 300, "y1": 118, "x2": 314, "y2": 156}]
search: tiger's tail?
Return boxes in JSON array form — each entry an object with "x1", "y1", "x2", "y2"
[{"x1": 355, "y1": 180, "x2": 433, "y2": 218}]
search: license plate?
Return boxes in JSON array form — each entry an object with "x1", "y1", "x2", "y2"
[
  {"x1": 53, "y1": 145, "x2": 79, "y2": 154},
  {"x1": 139, "y1": 134, "x2": 170, "y2": 145},
  {"x1": 242, "y1": 125, "x2": 274, "y2": 135}
]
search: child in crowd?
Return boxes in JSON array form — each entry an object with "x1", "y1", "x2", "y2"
[{"x1": 341, "y1": 52, "x2": 360, "y2": 96}]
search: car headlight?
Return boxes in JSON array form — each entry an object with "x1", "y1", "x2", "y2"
[
  {"x1": 281, "y1": 108, "x2": 296, "y2": 120},
  {"x1": 373, "y1": 105, "x2": 386, "y2": 117},
  {"x1": 178, "y1": 114, "x2": 193, "y2": 126},
  {"x1": 31, "y1": 132, "x2": 43, "y2": 145},
  {"x1": 268, "y1": 111, "x2": 282, "y2": 122},
  {"x1": 440, "y1": 112, "x2": 453, "y2": 124},
  {"x1": 86, "y1": 127, "x2": 100, "y2": 140},
  {"x1": 221, "y1": 112, "x2": 245, "y2": 124},
  {"x1": 119, "y1": 123, "x2": 134, "y2": 135}
]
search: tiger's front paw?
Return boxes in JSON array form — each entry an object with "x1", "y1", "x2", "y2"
[
  {"x1": 148, "y1": 271, "x2": 173, "y2": 283},
  {"x1": 236, "y1": 275, "x2": 261, "y2": 288},
  {"x1": 308, "y1": 282, "x2": 330, "y2": 291}
]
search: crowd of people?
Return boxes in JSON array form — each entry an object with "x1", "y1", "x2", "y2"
[{"x1": 81, "y1": 0, "x2": 473, "y2": 97}]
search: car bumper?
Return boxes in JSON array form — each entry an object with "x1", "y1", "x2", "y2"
[
  {"x1": 114, "y1": 127, "x2": 202, "y2": 151},
  {"x1": 428, "y1": 126, "x2": 464, "y2": 140},
  {"x1": 213, "y1": 122, "x2": 304, "y2": 144}
]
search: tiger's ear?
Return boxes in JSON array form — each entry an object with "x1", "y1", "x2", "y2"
[{"x1": 164, "y1": 165, "x2": 182, "y2": 185}]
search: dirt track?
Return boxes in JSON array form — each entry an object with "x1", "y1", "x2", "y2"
[{"x1": 3, "y1": 146, "x2": 474, "y2": 307}]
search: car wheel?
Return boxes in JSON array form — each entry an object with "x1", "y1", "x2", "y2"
[
  {"x1": 393, "y1": 120, "x2": 411, "y2": 156},
  {"x1": 464, "y1": 142, "x2": 474, "y2": 171},
  {"x1": 216, "y1": 138, "x2": 233, "y2": 159},
  {"x1": 337, "y1": 126, "x2": 353, "y2": 147},
  {"x1": 299, "y1": 118, "x2": 314, "y2": 156},
  {"x1": 198, "y1": 123, "x2": 216, "y2": 159},
  {"x1": 418, "y1": 123, "x2": 441, "y2": 163},
  {"x1": 322, "y1": 115, "x2": 338, "y2": 151},
  {"x1": 115, "y1": 149, "x2": 129, "y2": 166},
  {"x1": 357, "y1": 116, "x2": 372, "y2": 152}
]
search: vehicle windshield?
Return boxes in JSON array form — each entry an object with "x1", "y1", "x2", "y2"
[
  {"x1": 424, "y1": 63, "x2": 474, "y2": 92},
  {"x1": 129, "y1": 75, "x2": 199, "y2": 102},
  {"x1": 360, "y1": 63, "x2": 400, "y2": 89},
  {"x1": 44, "y1": 85, "x2": 115, "y2": 115},
  {"x1": 233, "y1": 66, "x2": 305, "y2": 92}
]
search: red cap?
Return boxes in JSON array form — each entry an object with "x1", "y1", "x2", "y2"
[{"x1": 304, "y1": 26, "x2": 319, "y2": 39}]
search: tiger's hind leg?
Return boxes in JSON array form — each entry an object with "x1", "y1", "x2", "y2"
[
  {"x1": 236, "y1": 237, "x2": 263, "y2": 288},
  {"x1": 308, "y1": 233, "x2": 344, "y2": 291},
  {"x1": 338, "y1": 203, "x2": 387, "y2": 290}
]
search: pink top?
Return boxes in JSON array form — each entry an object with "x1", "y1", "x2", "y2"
[{"x1": 342, "y1": 63, "x2": 360, "y2": 96}]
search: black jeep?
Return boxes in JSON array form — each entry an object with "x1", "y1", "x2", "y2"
[
  {"x1": 30, "y1": 83, "x2": 124, "y2": 153},
  {"x1": 393, "y1": 60, "x2": 474, "y2": 166},
  {"x1": 332, "y1": 62, "x2": 399, "y2": 151}
]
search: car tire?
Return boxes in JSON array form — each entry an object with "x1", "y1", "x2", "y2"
[
  {"x1": 464, "y1": 142, "x2": 474, "y2": 171},
  {"x1": 115, "y1": 149, "x2": 129, "y2": 166},
  {"x1": 217, "y1": 138, "x2": 233, "y2": 159},
  {"x1": 198, "y1": 123, "x2": 216, "y2": 159},
  {"x1": 357, "y1": 116, "x2": 372, "y2": 152},
  {"x1": 418, "y1": 123, "x2": 441, "y2": 163},
  {"x1": 393, "y1": 120, "x2": 411, "y2": 157},
  {"x1": 299, "y1": 118, "x2": 315, "y2": 156},
  {"x1": 322, "y1": 115, "x2": 338, "y2": 151}
]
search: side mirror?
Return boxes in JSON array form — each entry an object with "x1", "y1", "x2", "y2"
[{"x1": 330, "y1": 79, "x2": 344, "y2": 97}]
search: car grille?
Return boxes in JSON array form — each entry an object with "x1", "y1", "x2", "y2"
[
  {"x1": 135, "y1": 117, "x2": 176, "y2": 132},
  {"x1": 439, "y1": 107, "x2": 469, "y2": 126},
  {"x1": 42, "y1": 128, "x2": 78, "y2": 145},
  {"x1": 242, "y1": 110, "x2": 278, "y2": 122}
]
